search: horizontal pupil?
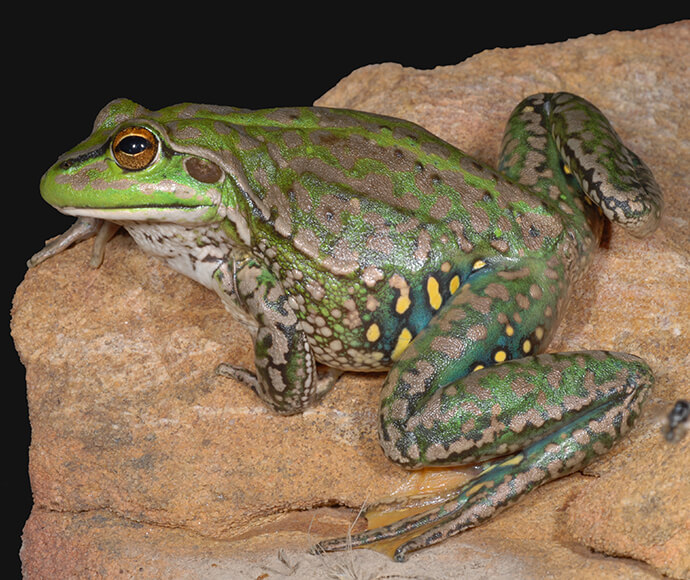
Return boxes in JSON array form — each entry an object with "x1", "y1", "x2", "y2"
[{"x1": 117, "y1": 136, "x2": 152, "y2": 155}]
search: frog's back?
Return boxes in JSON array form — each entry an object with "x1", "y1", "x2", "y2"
[{"x1": 208, "y1": 106, "x2": 568, "y2": 272}]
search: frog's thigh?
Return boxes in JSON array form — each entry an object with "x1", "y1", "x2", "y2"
[
  {"x1": 392, "y1": 351, "x2": 653, "y2": 468},
  {"x1": 215, "y1": 258, "x2": 339, "y2": 414}
]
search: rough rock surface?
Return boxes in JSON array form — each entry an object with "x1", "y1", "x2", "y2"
[{"x1": 14, "y1": 21, "x2": 689, "y2": 579}]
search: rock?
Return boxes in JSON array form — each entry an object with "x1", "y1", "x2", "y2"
[{"x1": 14, "y1": 21, "x2": 689, "y2": 579}]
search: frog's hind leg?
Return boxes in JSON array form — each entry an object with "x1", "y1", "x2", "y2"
[
  {"x1": 314, "y1": 257, "x2": 654, "y2": 560},
  {"x1": 499, "y1": 92, "x2": 663, "y2": 237},
  {"x1": 315, "y1": 350, "x2": 653, "y2": 561}
]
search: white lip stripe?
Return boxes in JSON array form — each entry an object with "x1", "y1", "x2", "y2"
[{"x1": 59, "y1": 205, "x2": 214, "y2": 224}]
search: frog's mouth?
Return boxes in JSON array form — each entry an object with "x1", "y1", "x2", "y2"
[
  {"x1": 58, "y1": 204, "x2": 217, "y2": 224},
  {"x1": 40, "y1": 165, "x2": 225, "y2": 225}
]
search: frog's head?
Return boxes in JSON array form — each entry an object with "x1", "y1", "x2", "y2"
[{"x1": 40, "y1": 99, "x2": 239, "y2": 231}]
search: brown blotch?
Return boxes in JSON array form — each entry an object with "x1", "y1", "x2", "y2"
[
  {"x1": 414, "y1": 229, "x2": 432, "y2": 261},
  {"x1": 465, "y1": 378, "x2": 492, "y2": 401},
  {"x1": 484, "y1": 283, "x2": 510, "y2": 302},
  {"x1": 497, "y1": 267, "x2": 532, "y2": 281},
  {"x1": 430, "y1": 335, "x2": 466, "y2": 358},
  {"x1": 315, "y1": 194, "x2": 350, "y2": 234},
  {"x1": 402, "y1": 360, "x2": 436, "y2": 396},
  {"x1": 515, "y1": 293, "x2": 530, "y2": 309},
  {"x1": 366, "y1": 231, "x2": 394, "y2": 254},
  {"x1": 430, "y1": 195, "x2": 452, "y2": 220},
  {"x1": 467, "y1": 324, "x2": 488, "y2": 342},
  {"x1": 511, "y1": 376, "x2": 537, "y2": 398}
]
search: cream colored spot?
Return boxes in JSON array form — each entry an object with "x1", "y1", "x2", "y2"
[
  {"x1": 523, "y1": 339, "x2": 532, "y2": 353},
  {"x1": 535, "y1": 326, "x2": 545, "y2": 340},
  {"x1": 305, "y1": 279, "x2": 325, "y2": 300},
  {"x1": 391, "y1": 328, "x2": 413, "y2": 360},
  {"x1": 366, "y1": 295, "x2": 380, "y2": 312},
  {"x1": 342, "y1": 299, "x2": 362, "y2": 330},
  {"x1": 506, "y1": 324, "x2": 514, "y2": 337},
  {"x1": 441, "y1": 261, "x2": 451, "y2": 272},
  {"x1": 472, "y1": 259, "x2": 486, "y2": 271},
  {"x1": 362, "y1": 266, "x2": 384, "y2": 288},
  {"x1": 390, "y1": 274, "x2": 411, "y2": 314}
]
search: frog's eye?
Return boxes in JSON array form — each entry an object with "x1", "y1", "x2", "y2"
[{"x1": 112, "y1": 126, "x2": 158, "y2": 170}]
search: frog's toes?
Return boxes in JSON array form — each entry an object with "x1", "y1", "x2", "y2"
[
  {"x1": 313, "y1": 472, "x2": 481, "y2": 562},
  {"x1": 215, "y1": 362, "x2": 260, "y2": 391}
]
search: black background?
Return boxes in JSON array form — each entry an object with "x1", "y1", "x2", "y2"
[{"x1": 8, "y1": 10, "x2": 685, "y2": 576}]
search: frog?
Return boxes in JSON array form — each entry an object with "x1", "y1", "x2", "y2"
[{"x1": 29, "y1": 92, "x2": 663, "y2": 561}]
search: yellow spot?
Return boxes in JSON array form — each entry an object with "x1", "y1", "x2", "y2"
[
  {"x1": 366, "y1": 323, "x2": 380, "y2": 342},
  {"x1": 396, "y1": 295, "x2": 411, "y2": 314},
  {"x1": 494, "y1": 350, "x2": 507, "y2": 363},
  {"x1": 501, "y1": 453, "x2": 524, "y2": 467},
  {"x1": 505, "y1": 324, "x2": 514, "y2": 337},
  {"x1": 563, "y1": 163, "x2": 572, "y2": 174},
  {"x1": 427, "y1": 277, "x2": 442, "y2": 310},
  {"x1": 523, "y1": 339, "x2": 532, "y2": 354},
  {"x1": 391, "y1": 328, "x2": 413, "y2": 360},
  {"x1": 441, "y1": 261, "x2": 451, "y2": 272},
  {"x1": 472, "y1": 259, "x2": 486, "y2": 271},
  {"x1": 449, "y1": 275, "x2": 460, "y2": 295},
  {"x1": 472, "y1": 364, "x2": 485, "y2": 372},
  {"x1": 535, "y1": 326, "x2": 544, "y2": 340}
]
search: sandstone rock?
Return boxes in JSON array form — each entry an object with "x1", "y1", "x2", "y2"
[{"x1": 15, "y1": 21, "x2": 689, "y2": 579}]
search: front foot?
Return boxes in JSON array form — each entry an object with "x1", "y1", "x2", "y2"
[
  {"x1": 216, "y1": 362, "x2": 342, "y2": 415},
  {"x1": 27, "y1": 216, "x2": 120, "y2": 268}
]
